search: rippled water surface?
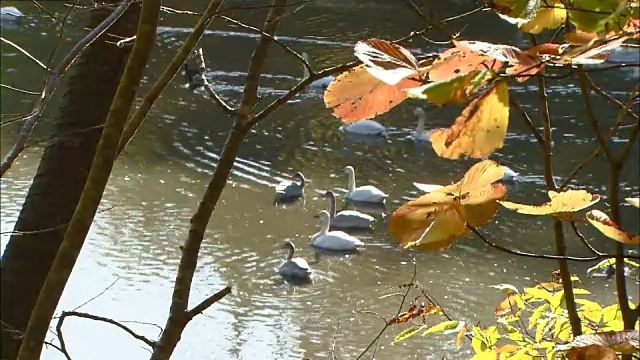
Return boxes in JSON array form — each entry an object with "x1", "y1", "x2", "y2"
[{"x1": 1, "y1": 1, "x2": 639, "y2": 359}]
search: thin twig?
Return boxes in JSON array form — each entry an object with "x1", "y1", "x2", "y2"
[
  {"x1": 0, "y1": 84, "x2": 41, "y2": 95},
  {"x1": 466, "y1": 224, "x2": 637, "y2": 262},
  {"x1": 576, "y1": 70, "x2": 614, "y2": 161},
  {"x1": 569, "y1": 221, "x2": 606, "y2": 256},
  {"x1": 0, "y1": 37, "x2": 48, "y2": 70},
  {"x1": 71, "y1": 278, "x2": 121, "y2": 311},
  {"x1": 509, "y1": 98, "x2": 545, "y2": 146},
  {"x1": 43, "y1": 341, "x2": 71, "y2": 360},
  {"x1": 56, "y1": 311, "x2": 157, "y2": 356},
  {"x1": 356, "y1": 259, "x2": 418, "y2": 360}
]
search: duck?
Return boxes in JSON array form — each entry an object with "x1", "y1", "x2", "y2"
[
  {"x1": 275, "y1": 172, "x2": 306, "y2": 201},
  {"x1": 339, "y1": 119, "x2": 388, "y2": 136},
  {"x1": 412, "y1": 107, "x2": 434, "y2": 142},
  {"x1": 277, "y1": 240, "x2": 312, "y2": 279},
  {"x1": 344, "y1": 166, "x2": 388, "y2": 203},
  {"x1": 183, "y1": 62, "x2": 204, "y2": 90},
  {"x1": 301, "y1": 52, "x2": 335, "y2": 89},
  {"x1": 322, "y1": 190, "x2": 375, "y2": 229},
  {"x1": 311, "y1": 210, "x2": 364, "y2": 251}
]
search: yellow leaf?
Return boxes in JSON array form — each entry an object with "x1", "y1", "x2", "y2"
[
  {"x1": 586, "y1": 210, "x2": 640, "y2": 245},
  {"x1": 626, "y1": 197, "x2": 639, "y2": 207},
  {"x1": 406, "y1": 70, "x2": 495, "y2": 106},
  {"x1": 524, "y1": 286, "x2": 554, "y2": 303},
  {"x1": 520, "y1": 4, "x2": 567, "y2": 34},
  {"x1": 392, "y1": 325, "x2": 426, "y2": 344},
  {"x1": 389, "y1": 160, "x2": 507, "y2": 251},
  {"x1": 429, "y1": 81, "x2": 510, "y2": 159},
  {"x1": 421, "y1": 320, "x2": 459, "y2": 336},
  {"x1": 499, "y1": 190, "x2": 600, "y2": 216},
  {"x1": 528, "y1": 303, "x2": 549, "y2": 330},
  {"x1": 471, "y1": 351, "x2": 499, "y2": 360}
]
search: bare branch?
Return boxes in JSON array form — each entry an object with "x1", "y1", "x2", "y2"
[
  {"x1": 56, "y1": 311, "x2": 157, "y2": 356},
  {"x1": 509, "y1": 98, "x2": 545, "y2": 146},
  {"x1": 185, "y1": 286, "x2": 232, "y2": 320},
  {"x1": 195, "y1": 48, "x2": 236, "y2": 115},
  {"x1": 0, "y1": 84, "x2": 41, "y2": 95}
]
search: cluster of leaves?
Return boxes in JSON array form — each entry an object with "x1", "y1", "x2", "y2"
[
  {"x1": 322, "y1": 0, "x2": 640, "y2": 252},
  {"x1": 391, "y1": 274, "x2": 640, "y2": 359}
]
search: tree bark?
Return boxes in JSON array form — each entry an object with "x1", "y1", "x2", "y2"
[{"x1": 0, "y1": 3, "x2": 140, "y2": 359}]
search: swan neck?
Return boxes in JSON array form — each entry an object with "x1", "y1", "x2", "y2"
[
  {"x1": 286, "y1": 245, "x2": 294, "y2": 261},
  {"x1": 320, "y1": 215, "x2": 330, "y2": 234},
  {"x1": 298, "y1": 174, "x2": 306, "y2": 188},
  {"x1": 347, "y1": 170, "x2": 356, "y2": 192},
  {"x1": 416, "y1": 112, "x2": 425, "y2": 134},
  {"x1": 328, "y1": 193, "x2": 337, "y2": 216}
]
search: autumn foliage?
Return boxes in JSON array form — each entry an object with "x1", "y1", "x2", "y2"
[{"x1": 322, "y1": 0, "x2": 639, "y2": 358}]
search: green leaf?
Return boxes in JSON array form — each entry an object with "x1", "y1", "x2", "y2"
[
  {"x1": 603, "y1": 304, "x2": 623, "y2": 324},
  {"x1": 569, "y1": 0, "x2": 638, "y2": 34},
  {"x1": 528, "y1": 303, "x2": 549, "y2": 330},
  {"x1": 550, "y1": 290, "x2": 566, "y2": 310},
  {"x1": 499, "y1": 321, "x2": 528, "y2": 346},
  {"x1": 392, "y1": 325, "x2": 426, "y2": 344},
  {"x1": 524, "y1": 286, "x2": 553, "y2": 303},
  {"x1": 421, "y1": 320, "x2": 459, "y2": 336},
  {"x1": 407, "y1": 70, "x2": 495, "y2": 106}
]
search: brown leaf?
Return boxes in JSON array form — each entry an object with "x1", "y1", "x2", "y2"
[
  {"x1": 388, "y1": 302, "x2": 443, "y2": 324},
  {"x1": 561, "y1": 330, "x2": 640, "y2": 358},
  {"x1": 456, "y1": 325, "x2": 467, "y2": 348},
  {"x1": 567, "y1": 345, "x2": 619, "y2": 360},
  {"x1": 586, "y1": 210, "x2": 640, "y2": 245},
  {"x1": 389, "y1": 160, "x2": 507, "y2": 250},
  {"x1": 323, "y1": 64, "x2": 421, "y2": 122},
  {"x1": 428, "y1": 48, "x2": 503, "y2": 82},
  {"x1": 429, "y1": 81, "x2": 510, "y2": 159}
]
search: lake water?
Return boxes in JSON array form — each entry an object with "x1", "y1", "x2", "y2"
[{"x1": 1, "y1": 1, "x2": 639, "y2": 359}]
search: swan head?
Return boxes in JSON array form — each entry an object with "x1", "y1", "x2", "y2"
[
  {"x1": 343, "y1": 166, "x2": 355, "y2": 175},
  {"x1": 292, "y1": 172, "x2": 306, "y2": 185},
  {"x1": 321, "y1": 190, "x2": 336, "y2": 199},
  {"x1": 301, "y1": 52, "x2": 310, "y2": 63},
  {"x1": 315, "y1": 210, "x2": 331, "y2": 224},
  {"x1": 413, "y1": 107, "x2": 425, "y2": 118},
  {"x1": 279, "y1": 240, "x2": 296, "y2": 260}
]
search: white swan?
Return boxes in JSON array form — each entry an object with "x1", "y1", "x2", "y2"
[
  {"x1": 311, "y1": 210, "x2": 364, "y2": 251},
  {"x1": 344, "y1": 166, "x2": 388, "y2": 203},
  {"x1": 412, "y1": 107, "x2": 433, "y2": 142},
  {"x1": 339, "y1": 120, "x2": 387, "y2": 136},
  {"x1": 481, "y1": 156, "x2": 519, "y2": 182},
  {"x1": 322, "y1": 190, "x2": 375, "y2": 229},
  {"x1": 501, "y1": 166, "x2": 519, "y2": 182},
  {"x1": 413, "y1": 182, "x2": 444, "y2": 194},
  {"x1": 1, "y1": 6, "x2": 23, "y2": 21},
  {"x1": 277, "y1": 240, "x2": 312, "y2": 279},
  {"x1": 275, "y1": 172, "x2": 306, "y2": 200},
  {"x1": 301, "y1": 52, "x2": 335, "y2": 89}
]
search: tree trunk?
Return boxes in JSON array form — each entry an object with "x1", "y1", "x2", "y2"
[{"x1": 0, "y1": 3, "x2": 140, "y2": 359}]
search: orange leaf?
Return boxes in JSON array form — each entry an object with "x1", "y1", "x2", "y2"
[
  {"x1": 559, "y1": 34, "x2": 632, "y2": 64},
  {"x1": 389, "y1": 160, "x2": 507, "y2": 250},
  {"x1": 586, "y1": 210, "x2": 640, "y2": 245},
  {"x1": 428, "y1": 48, "x2": 503, "y2": 82},
  {"x1": 496, "y1": 344, "x2": 521, "y2": 353},
  {"x1": 323, "y1": 64, "x2": 421, "y2": 122},
  {"x1": 387, "y1": 302, "x2": 443, "y2": 324},
  {"x1": 499, "y1": 190, "x2": 600, "y2": 216},
  {"x1": 429, "y1": 81, "x2": 510, "y2": 159},
  {"x1": 495, "y1": 293, "x2": 524, "y2": 316},
  {"x1": 456, "y1": 325, "x2": 467, "y2": 348}
]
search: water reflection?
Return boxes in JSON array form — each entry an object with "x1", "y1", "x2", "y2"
[{"x1": 1, "y1": 1, "x2": 639, "y2": 360}]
